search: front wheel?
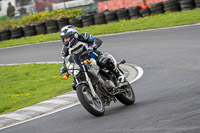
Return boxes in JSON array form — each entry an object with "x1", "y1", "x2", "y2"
[
  {"x1": 76, "y1": 84, "x2": 105, "y2": 116},
  {"x1": 116, "y1": 81, "x2": 135, "y2": 105}
]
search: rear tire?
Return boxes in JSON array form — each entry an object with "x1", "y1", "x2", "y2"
[
  {"x1": 116, "y1": 80, "x2": 135, "y2": 105},
  {"x1": 76, "y1": 84, "x2": 105, "y2": 116}
]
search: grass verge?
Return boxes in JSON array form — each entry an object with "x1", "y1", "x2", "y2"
[
  {"x1": 0, "y1": 63, "x2": 73, "y2": 115},
  {"x1": 1, "y1": 9, "x2": 200, "y2": 48}
]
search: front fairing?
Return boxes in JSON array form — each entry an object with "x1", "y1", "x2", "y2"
[{"x1": 65, "y1": 54, "x2": 83, "y2": 76}]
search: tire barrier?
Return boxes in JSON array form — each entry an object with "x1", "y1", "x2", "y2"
[
  {"x1": 0, "y1": 29, "x2": 11, "y2": 41},
  {"x1": 1, "y1": 0, "x2": 200, "y2": 42},
  {"x1": 149, "y1": 2, "x2": 164, "y2": 15},
  {"x1": 57, "y1": 17, "x2": 69, "y2": 30},
  {"x1": 104, "y1": 10, "x2": 118, "y2": 23},
  {"x1": 128, "y1": 6, "x2": 141, "y2": 19},
  {"x1": 195, "y1": 0, "x2": 200, "y2": 7},
  {"x1": 94, "y1": 13, "x2": 107, "y2": 25},
  {"x1": 11, "y1": 27, "x2": 24, "y2": 39},
  {"x1": 180, "y1": 0, "x2": 195, "y2": 10},
  {"x1": 35, "y1": 22, "x2": 47, "y2": 35},
  {"x1": 81, "y1": 14, "x2": 95, "y2": 27},
  {"x1": 116, "y1": 8, "x2": 130, "y2": 21},
  {"x1": 46, "y1": 20, "x2": 59, "y2": 34},
  {"x1": 140, "y1": 8, "x2": 151, "y2": 17},
  {"x1": 88, "y1": 11, "x2": 97, "y2": 15},
  {"x1": 69, "y1": 18, "x2": 83, "y2": 28},
  {"x1": 22, "y1": 25, "x2": 36, "y2": 37},
  {"x1": 163, "y1": 0, "x2": 181, "y2": 12}
]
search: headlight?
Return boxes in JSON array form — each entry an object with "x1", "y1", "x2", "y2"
[{"x1": 67, "y1": 63, "x2": 80, "y2": 76}]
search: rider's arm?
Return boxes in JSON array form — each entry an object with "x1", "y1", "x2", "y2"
[
  {"x1": 78, "y1": 33, "x2": 103, "y2": 51},
  {"x1": 61, "y1": 45, "x2": 69, "y2": 58},
  {"x1": 60, "y1": 45, "x2": 69, "y2": 73}
]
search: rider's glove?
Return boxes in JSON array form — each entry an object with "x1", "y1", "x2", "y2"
[
  {"x1": 60, "y1": 65, "x2": 67, "y2": 73},
  {"x1": 88, "y1": 47, "x2": 94, "y2": 52}
]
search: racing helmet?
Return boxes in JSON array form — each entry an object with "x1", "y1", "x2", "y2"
[{"x1": 60, "y1": 25, "x2": 78, "y2": 47}]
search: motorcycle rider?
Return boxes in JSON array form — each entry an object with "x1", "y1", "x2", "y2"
[{"x1": 60, "y1": 25, "x2": 125, "y2": 83}]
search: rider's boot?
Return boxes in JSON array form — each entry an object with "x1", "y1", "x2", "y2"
[{"x1": 97, "y1": 55, "x2": 125, "y2": 82}]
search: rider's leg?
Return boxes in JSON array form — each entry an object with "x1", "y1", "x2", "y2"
[
  {"x1": 97, "y1": 55, "x2": 125, "y2": 82},
  {"x1": 89, "y1": 50, "x2": 103, "y2": 60}
]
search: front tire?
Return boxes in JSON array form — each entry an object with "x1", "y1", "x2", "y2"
[
  {"x1": 116, "y1": 81, "x2": 135, "y2": 105},
  {"x1": 76, "y1": 84, "x2": 105, "y2": 116}
]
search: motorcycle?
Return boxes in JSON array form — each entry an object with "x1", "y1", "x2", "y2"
[{"x1": 61, "y1": 43, "x2": 135, "y2": 116}]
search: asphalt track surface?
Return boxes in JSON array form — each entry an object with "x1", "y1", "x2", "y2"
[{"x1": 1, "y1": 24, "x2": 200, "y2": 133}]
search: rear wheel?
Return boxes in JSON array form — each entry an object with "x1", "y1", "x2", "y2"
[
  {"x1": 76, "y1": 84, "x2": 105, "y2": 116},
  {"x1": 116, "y1": 80, "x2": 135, "y2": 105}
]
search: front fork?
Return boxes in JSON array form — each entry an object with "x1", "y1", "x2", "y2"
[
  {"x1": 74, "y1": 63, "x2": 98, "y2": 98},
  {"x1": 82, "y1": 64, "x2": 98, "y2": 98}
]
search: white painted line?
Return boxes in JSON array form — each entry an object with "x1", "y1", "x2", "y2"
[
  {"x1": 64, "y1": 94, "x2": 77, "y2": 98},
  {"x1": 129, "y1": 65, "x2": 144, "y2": 84},
  {"x1": 0, "y1": 113, "x2": 31, "y2": 121},
  {"x1": 55, "y1": 91, "x2": 77, "y2": 98},
  {"x1": 56, "y1": 92, "x2": 77, "y2": 98},
  {"x1": 1, "y1": 23, "x2": 200, "y2": 50},
  {"x1": 20, "y1": 106, "x2": 52, "y2": 113},
  {"x1": 97, "y1": 23, "x2": 200, "y2": 38},
  {"x1": 40, "y1": 99, "x2": 71, "y2": 105},
  {"x1": 0, "y1": 61, "x2": 62, "y2": 66},
  {"x1": 0, "y1": 40, "x2": 61, "y2": 50},
  {"x1": 0, "y1": 102, "x2": 80, "y2": 131}
]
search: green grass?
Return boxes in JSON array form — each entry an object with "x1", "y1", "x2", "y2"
[
  {"x1": 1, "y1": 9, "x2": 200, "y2": 48},
  {"x1": 0, "y1": 63, "x2": 73, "y2": 115}
]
